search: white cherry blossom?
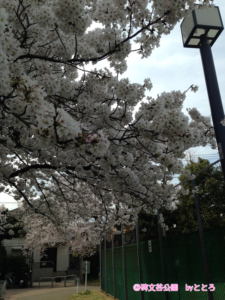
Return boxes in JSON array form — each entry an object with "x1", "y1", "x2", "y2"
[{"x1": 0, "y1": 0, "x2": 215, "y2": 253}]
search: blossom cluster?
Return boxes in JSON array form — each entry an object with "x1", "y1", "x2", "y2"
[
  {"x1": 0, "y1": 0, "x2": 215, "y2": 253},
  {"x1": 0, "y1": 205, "x2": 7, "y2": 234}
]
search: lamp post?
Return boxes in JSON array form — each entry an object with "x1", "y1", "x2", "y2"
[
  {"x1": 180, "y1": 7, "x2": 224, "y2": 300},
  {"x1": 181, "y1": 6, "x2": 225, "y2": 179}
]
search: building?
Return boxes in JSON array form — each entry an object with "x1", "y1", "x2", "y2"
[{"x1": 3, "y1": 237, "x2": 80, "y2": 281}]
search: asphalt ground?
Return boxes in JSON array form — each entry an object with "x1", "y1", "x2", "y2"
[{"x1": 4, "y1": 283, "x2": 100, "y2": 300}]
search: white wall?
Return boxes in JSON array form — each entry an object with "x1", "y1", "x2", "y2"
[
  {"x1": 33, "y1": 248, "x2": 41, "y2": 263},
  {"x1": 3, "y1": 237, "x2": 26, "y2": 256},
  {"x1": 57, "y1": 246, "x2": 69, "y2": 272}
]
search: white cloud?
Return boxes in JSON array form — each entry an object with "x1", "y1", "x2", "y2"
[{"x1": 0, "y1": 193, "x2": 18, "y2": 210}]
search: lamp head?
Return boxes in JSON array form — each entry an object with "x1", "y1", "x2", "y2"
[{"x1": 181, "y1": 6, "x2": 224, "y2": 48}]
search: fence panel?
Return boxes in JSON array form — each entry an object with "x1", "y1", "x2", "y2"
[
  {"x1": 102, "y1": 227, "x2": 225, "y2": 300},
  {"x1": 204, "y1": 228, "x2": 225, "y2": 300},
  {"x1": 115, "y1": 246, "x2": 125, "y2": 300},
  {"x1": 165, "y1": 233, "x2": 206, "y2": 300},
  {"x1": 101, "y1": 247, "x2": 105, "y2": 292},
  {"x1": 125, "y1": 244, "x2": 140, "y2": 300},
  {"x1": 106, "y1": 248, "x2": 114, "y2": 297},
  {"x1": 140, "y1": 240, "x2": 165, "y2": 300}
]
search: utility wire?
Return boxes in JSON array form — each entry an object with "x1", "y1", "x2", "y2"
[{"x1": 173, "y1": 159, "x2": 221, "y2": 189}]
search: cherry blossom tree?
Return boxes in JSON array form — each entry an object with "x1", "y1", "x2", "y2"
[
  {"x1": 0, "y1": 205, "x2": 24, "y2": 241},
  {"x1": 0, "y1": 0, "x2": 216, "y2": 253}
]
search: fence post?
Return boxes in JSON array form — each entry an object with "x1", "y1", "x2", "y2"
[
  {"x1": 85, "y1": 261, "x2": 88, "y2": 291},
  {"x1": 192, "y1": 179, "x2": 214, "y2": 300},
  {"x1": 104, "y1": 232, "x2": 108, "y2": 293},
  {"x1": 136, "y1": 220, "x2": 144, "y2": 300},
  {"x1": 157, "y1": 210, "x2": 169, "y2": 300},
  {"x1": 121, "y1": 224, "x2": 128, "y2": 300},
  {"x1": 112, "y1": 230, "x2": 116, "y2": 298},
  {"x1": 99, "y1": 242, "x2": 102, "y2": 290}
]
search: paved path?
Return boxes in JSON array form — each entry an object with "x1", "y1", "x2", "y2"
[{"x1": 5, "y1": 284, "x2": 100, "y2": 300}]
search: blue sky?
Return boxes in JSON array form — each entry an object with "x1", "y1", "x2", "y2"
[{"x1": 1, "y1": 1, "x2": 225, "y2": 209}]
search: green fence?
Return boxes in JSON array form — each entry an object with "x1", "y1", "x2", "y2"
[{"x1": 101, "y1": 227, "x2": 225, "y2": 300}]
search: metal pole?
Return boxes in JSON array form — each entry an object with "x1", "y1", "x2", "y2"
[
  {"x1": 112, "y1": 230, "x2": 116, "y2": 298},
  {"x1": 99, "y1": 243, "x2": 102, "y2": 290},
  {"x1": 136, "y1": 221, "x2": 144, "y2": 300},
  {"x1": 200, "y1": 36, "x2": 225, "y2": 179},
  {"x1": 157, "y1": 210, "x2": 169, "y2": 300},
  {"x1": 79, "y1": 256, "x2": 83, "y2": 284},
  {"x1": 104, "y1": 233, "x2": 107, "y2": 293},
  {"x1": 121, "y1": 224, "x2": 128, "y2": 300},
  {"x1": 85, "y1": 261, "x2": 87, "y2": 291},
  {"x1": 192, "y1": 179, "x2": 214, "y2": 300},
  {"x1": 77, "y1": 277, "x2": 79, "y2": 293}
]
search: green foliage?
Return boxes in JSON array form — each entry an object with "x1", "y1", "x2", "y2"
[
  {"x1": 138, "y1": 209, "x2": 158, "y2": 240},
  {"x1": 79, "y1": 290, "x2": 91, "y2": 295},
  {"x1": 0, "y1": 208, "x2": 25, "y2": 242},
  {"x1": 138, "y1": 208, "x2": 180, "y2": 241},
  {"x1": 68, "y1": 290, "x2": 111, "y2": 300},
  {"x1": 137, "y1": 158, "x2": 225, "y2": 238},
  {"x1": 176, "y1": 158, "x2": 225, "y2": 233},
  {"x1": 6, "y1": 255, "x2": 29, "y2": 281},
  {"x1": 0, "y1": 244, "x2": 28, "y2": 280},
  {"x1": 0, "y1": 242, "x2": 7, "y2": 278}
]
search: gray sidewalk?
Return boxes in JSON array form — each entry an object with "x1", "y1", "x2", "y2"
[{"x1": 5, "y1": 284, "x2": 100, "y2": 300}]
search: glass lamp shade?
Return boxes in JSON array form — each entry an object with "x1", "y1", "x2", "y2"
[{"x1": 181, "y1": 6, "x2": 224, "y2": 48}]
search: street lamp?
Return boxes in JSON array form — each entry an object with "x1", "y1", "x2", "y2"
[
  {"x1": 181, "y1": 6, "x2": 223, "y2": 48},
  {"x1": 181, "y1": 6, "x2": 225, "y2": 179},
  {"x1": 181, "y1": 7, "x2": 225, "y2": 300}
]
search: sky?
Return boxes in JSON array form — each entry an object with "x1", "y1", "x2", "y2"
[
  {"x1": 1, "y1": 0, "x2": 225, "y2": 210},
  {"x1": 120, "y1": 0, "x2": 225, "y2": 183},
  {"x1": 122, "y1": 0, "x2": 225, "y2": 162}
]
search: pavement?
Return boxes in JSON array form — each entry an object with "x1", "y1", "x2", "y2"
[{"x1": 4, "y1": 282, "x2": 100, "y2": 300}]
